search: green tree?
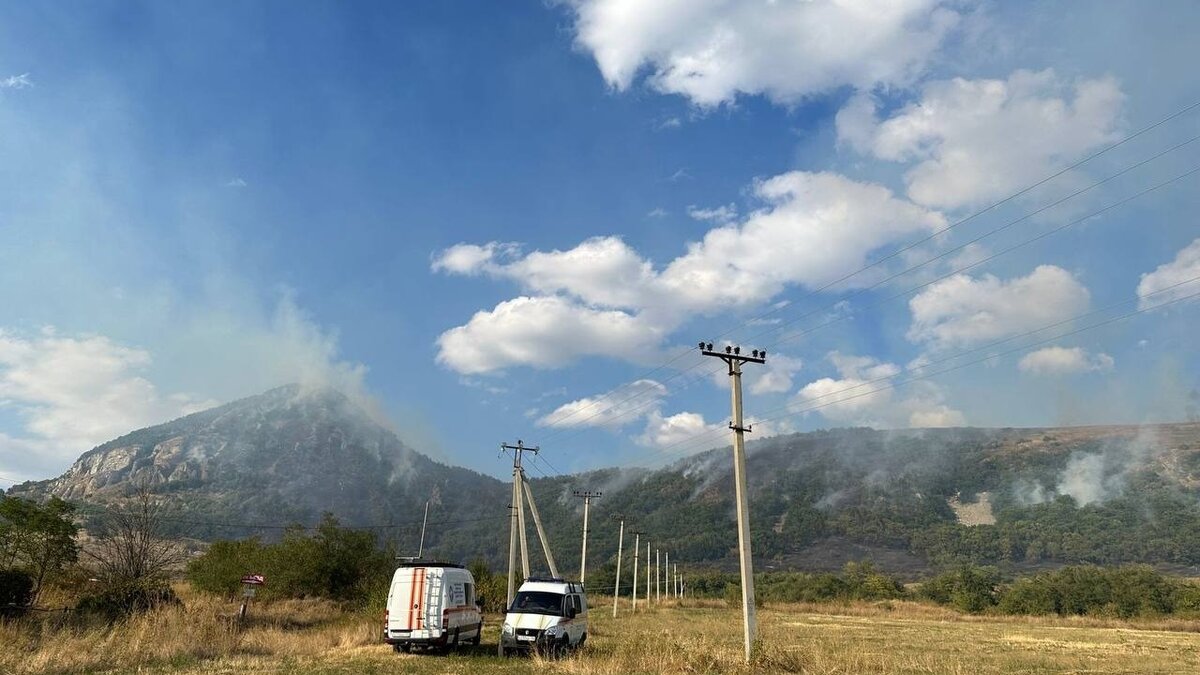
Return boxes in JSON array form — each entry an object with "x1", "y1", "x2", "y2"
[{"x1": 0, "y1": 496, "x2": 79, "y2": 603}]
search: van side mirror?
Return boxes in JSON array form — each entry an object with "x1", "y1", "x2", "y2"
[{"x1": 566, "y1": 606, "x2": 577, "y2": 619}]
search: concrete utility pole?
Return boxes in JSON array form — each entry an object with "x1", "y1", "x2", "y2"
[
  {"x1": 502, "y1": 441, "x2": 538, "y2": 607},
  {"x1": 573, "y1": 490, "x2": 602, "y2": 583},
  {"x1": 674, "y1": 564, "x2": 679, "y2": 598},
  {"x1": 612, "y1": 515, "x2": 625, "y2": 618},
  {"x1": 645, "y1": 540, "x2": 651, "y2": 607},
  {"x1": 700, "y1": 341, "x2": 766, "y2": 664},
  {"x1": 655, "y1": 548, "x2": 660, "y2": 604},
  {"x1": 521, "y1": 478, "x2": 560, "y2": 578},
  {"x1": 664, "y1": 551, "x2": 670, "y2": 601},
  {"x1": 630, "y1": 531, "x2": 643, "y2": 612}
]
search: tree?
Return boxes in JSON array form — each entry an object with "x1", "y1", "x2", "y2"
[
  {"x1": 0, "y1": 496, "x2": 79, "y2": 603},
  {"x1": 84, "y1": 484, "x2": 185, "y2": 591}
]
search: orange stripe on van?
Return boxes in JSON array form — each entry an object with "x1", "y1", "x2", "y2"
[
  {"x1": 415, "y1": 568, "x2": 427, "y2": 629},
  {"x1": 405, "y1": 568, "x2": 418, "y2": 630}
]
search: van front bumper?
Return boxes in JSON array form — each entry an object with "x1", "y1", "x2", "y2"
[{"x1": 502, "y1": 628, "x2": 567, "y2": 651}]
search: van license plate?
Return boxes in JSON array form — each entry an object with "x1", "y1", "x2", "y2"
[{"x1": 517, "y1": 635, "x2": 535, "y2": 642}]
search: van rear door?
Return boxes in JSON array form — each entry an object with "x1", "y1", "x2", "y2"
[{"x1": 388, "y1": 567, "x2": 425, "y2": 633}]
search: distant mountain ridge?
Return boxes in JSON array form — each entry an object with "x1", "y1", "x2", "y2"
[{"x1": 9, "y1": 386, "x2": 1200, "y2": 576}]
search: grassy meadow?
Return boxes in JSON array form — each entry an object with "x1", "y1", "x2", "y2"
[{"x1": 4, "y1": 587, "x2": 1200, "y2": 674}]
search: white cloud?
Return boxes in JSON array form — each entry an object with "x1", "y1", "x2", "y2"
[
  {"x1": 793, "y1": 352, "x2": 964, "y2": 428},
  {"x1": 225, "y1": 177, "x2": 247, "y2": 188},
  {"x1": 503, "y1": 237, "x2": 658, "y2": 310},
  {"x1": 907, "y1": 265, "x2": 1091, "y2": 349},
  {"x1": 433, "y1": 171, "x2": 943, "y2": 373},
  {"x1": 687, "y1": 203, "x2": 737, "y2": 223},
  {"x1": 0, "y1": 329, "x2": 214, "y2": 465},
  {"x1": 646, "y1": 207, "x2": 669, "y2": 218},
  {"x1": 837, "y1": 69, "x2": 1124, "y2": 209},
  {"x1": 0, "y1": 73, "x2": 33, "y2": 89},
  {"x1": 749, "y1": 354, "x2": 804, "y2": 395},
  {"x1": 636, "y1": 409, "x2": 722, "y2": 449},
  {"x1": 538, "y1": 379, "x2": 667, "y2": 428},
  {"x1": 434, "y1": 296, "x2": 665, "y2": 375},
  {"x1": 1018, "y1": 346, "x2": 1114, "y2": 375},
  {"x1": 658, "y1": 172, "x2": 945, "y2": 311},
  {"x1": 430, "y1": 241, "x2": 518, "y2": 276},
  {"x1": 1137, "y1": 238, "x2": 1200, "y2": 309},
  {"x1": 566, "y1": 0, "x2": 961, "y2": 107}
]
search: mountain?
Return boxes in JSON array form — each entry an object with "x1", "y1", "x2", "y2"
[
  {"x1": 7, "y1": 385, "x2": 510, "y2": 561},
  {"x1": 540, "y1": 423, "x2": 1200, "y2": 579},
  {"x1": 9, "y1": 385, "x2": 1200, "y2": 577}
]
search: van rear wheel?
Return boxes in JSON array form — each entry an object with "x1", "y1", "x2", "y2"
[{"x1": 471, "y1": 623, "x2": 482, "y2": 645}]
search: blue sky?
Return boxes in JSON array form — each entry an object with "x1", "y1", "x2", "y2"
[{"x1": 1, "y1": 1, "x2": 1198, "y2": 483}]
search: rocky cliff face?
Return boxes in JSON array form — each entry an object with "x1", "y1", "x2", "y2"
[{"x1": 8, "y1": 385, "x2": 508, "y2": 548}]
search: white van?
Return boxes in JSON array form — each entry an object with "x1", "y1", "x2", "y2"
[
  {"x1": 384, "y1": 562, "x2": 482, "y2": 653},
  {"x1": 500, "y1": 578, "x2": 588, "y2": 656}
]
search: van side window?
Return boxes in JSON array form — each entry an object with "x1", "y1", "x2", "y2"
[
  {"x1": 464, "y1": 582, "x2": 474, "y2": 607},
  {"x1": 572, "y1": 594, "x2": 582, "y2": 613}
]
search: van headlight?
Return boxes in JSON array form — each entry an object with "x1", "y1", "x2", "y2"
[
  {"x1": 502, "y1": 624, "x2": 514, "y2": 636},
  {"x1": 545, "y1": 624, "x2": 563, "y2": 637}
]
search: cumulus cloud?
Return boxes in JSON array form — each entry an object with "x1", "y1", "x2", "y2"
[
  {"x1": 565, "y1": 0, "x2": 961, "y2": 106},
  {"x1": 907, "y1": 265, "x2": 1091, "y2": 349},
  {"x1": 658, "y1": 172, "x2": 944, "y2": 310},
  {"x1": 793, "y1": 352, "x2": 964, "y2": 428},
  {"x1": 435, "y1": 296, "x2": 665, "y2": 375},
  {"x1": 1018, "y1": 346, "x2": 1114, "y2": 375},
  {"x1": 0, "y1": 328, "x2": 215, "y2": 474},
  {"x1": 837, "y1": 69, "x2": 1124, "y2": 209},
  {"x1": 537, "y1": 379, "x2": 667, "y2": 428},
  {"x1": 433, "y1": 172, "x2": 943, "y2": 373},
  {"x1": 636, "y1": 409, "x2": 722, "y2": 449},
  {"x1": 749, "y1": 354, "x2": 804, "y2": 395},
  {"x1": 1137, "y1": 238, "x2": 1200, "y2": 309}
]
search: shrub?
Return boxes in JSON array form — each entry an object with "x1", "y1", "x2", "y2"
[
  {"x1": 77, "y1": 581, "x2": 179, "y2": 621},
  {"x1": 994, "y1": 565, "x2": 1182, "y2": 618},
  {"x1": 0, "y1": 569, "x2": 34, "y2": 614},
  {"x1": 920, "y1": 566, "x2": 1000, "y2": 613},
  {"x1": 187, "y1": 514, "x2": 393, "y2": 606}
]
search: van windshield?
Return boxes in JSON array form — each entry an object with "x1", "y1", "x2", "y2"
[{"x1": 509, "y1": 591, "x2": 565, "y2": 616}]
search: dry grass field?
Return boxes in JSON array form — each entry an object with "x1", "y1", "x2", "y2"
[{"x1": 4, "y1": 588, "x2": 1200, "y2": 674}]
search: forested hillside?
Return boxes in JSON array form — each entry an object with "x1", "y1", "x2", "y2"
[{"x1": 9, "y1": 385, "x2": 1200, "y2": 577}]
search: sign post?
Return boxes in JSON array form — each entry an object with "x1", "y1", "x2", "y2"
[{"x1": 239, "y1": 574, "x2": 266, "y2": 623}]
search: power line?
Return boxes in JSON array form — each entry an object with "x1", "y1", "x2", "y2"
[
  {"x1": 640, "y1": 281, "x2": 1200, "y2": 467},
  {"x1": 526, "y1": 99, "x2": 1200, "y2": 442},
  {"x1": 543, "y1": 153, "x2": 1200, "y2": 441},
  {"x1": 750, "y1": 136, "x2": 1199, "y2": 350}
]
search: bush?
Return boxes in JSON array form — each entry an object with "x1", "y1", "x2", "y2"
[
  {"x1": 919, "y1": 566, "x2": 1000, "y2": 613},
  {"x1": 77, "y1": 582, "x2": 179, "y2": 621},
  {"x1": 0, "y1": 569, "x2": 34, "y2": 615},
  {"x1": 468, "y1": 558, "x2": 508, "y2": 613},
  {"x1": 993, "y1": 565, "x2": 1183, "y2": 618},
  {"x1": 187, "y1": 514, "x2": 393, "y2": 605}
]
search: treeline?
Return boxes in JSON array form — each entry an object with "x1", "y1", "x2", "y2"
[{"x1": 677, "y1": 562, "x2": 1200, "y2": 619}]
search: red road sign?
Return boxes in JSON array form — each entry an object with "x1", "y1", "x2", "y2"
[{"x1": 240, "y1": 574, "x2": 266, "y2": 585}]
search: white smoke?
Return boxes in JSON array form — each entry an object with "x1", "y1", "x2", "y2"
[{"x1": 1013, "y1": 426, "x2": 1161, "y2": 506}]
